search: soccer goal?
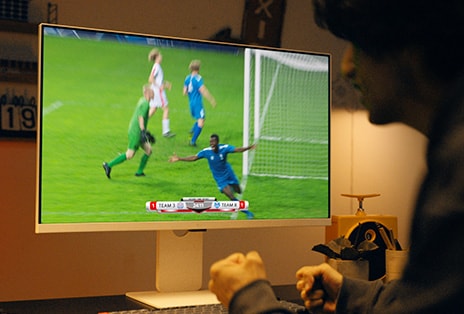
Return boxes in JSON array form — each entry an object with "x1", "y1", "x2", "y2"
[{"x1": 242, "y1": 48, "x2": 330, "y2": 184}]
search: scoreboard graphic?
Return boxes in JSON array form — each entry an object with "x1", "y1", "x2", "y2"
[{"x1": 146, "y1": 197, "x2": 249, "y2": 214}]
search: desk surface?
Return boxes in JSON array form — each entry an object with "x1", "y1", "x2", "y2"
[
  {"x1": 0, "y1": 295, "x2": 141, "y2": 314},
  {"x1": 0, "y1": 285, "x2": 301, "y2": 314}
]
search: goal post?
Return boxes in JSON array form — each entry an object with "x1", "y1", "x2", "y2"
[{"x1": 242, "y1": 48, "x2": 330, "y2": 186}]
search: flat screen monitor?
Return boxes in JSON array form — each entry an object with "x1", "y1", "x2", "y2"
[{"x1": 35, "y1": 23, "x2": 331, "y2": 307}]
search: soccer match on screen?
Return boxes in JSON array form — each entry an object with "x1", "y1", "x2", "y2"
[{"x1": 38, "y1": 25, "x2": 330, "y2": 224}]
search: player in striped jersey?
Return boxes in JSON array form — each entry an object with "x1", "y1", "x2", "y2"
[{"x1": 148, "y1": 48, "x2": 175, "y2": 138}]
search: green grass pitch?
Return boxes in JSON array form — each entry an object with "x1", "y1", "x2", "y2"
[{"x1": 39, "y1": 34, "x2": 329, "y2": 224}]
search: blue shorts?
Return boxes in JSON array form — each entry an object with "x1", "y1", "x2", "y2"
[
  {"x1": 215, "y1": 172, "x2": 239, "y2": 193},
  {"x1": 190, "y1": 105, "x2": 205, "y2": 120}
]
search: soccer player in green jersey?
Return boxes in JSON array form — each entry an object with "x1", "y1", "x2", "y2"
[{"x1": 103, "y1": 84, "x2": 155, "y2": 178}]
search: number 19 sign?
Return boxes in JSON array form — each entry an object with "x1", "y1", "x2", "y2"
[{"x1": 0, "y1": 103, "x2": 36, "y2": 138}]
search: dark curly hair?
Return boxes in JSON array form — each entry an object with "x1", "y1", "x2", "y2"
[{"x1": 312, "y1": 0, "x2": 464, "y2": 80}]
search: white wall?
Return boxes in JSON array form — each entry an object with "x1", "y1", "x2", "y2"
[{"x1": 0, "y1": 0, "x2": 427, "y2": 301}]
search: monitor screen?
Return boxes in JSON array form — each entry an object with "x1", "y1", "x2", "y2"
[{"x1": 36, "y1": 23, "x2": 330, "y2": 232}]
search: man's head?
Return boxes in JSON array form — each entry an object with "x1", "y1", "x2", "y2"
[
  {"x1": 210, "y1": 134, "x2": 219, "y2": 151},
  {"x1": 148, "y1": 48, "x2": 162, "y2": 63},
  {"x1": 189, "y1": 60, "x2": 201, "y2": 72},
  {"x1": 143, "y1": 84, "x2": 154, "y2": 100},
  {"x1": 313, "y1": 0, "x2": 464, "y2": 133},
  {"x1": 312, "y1": 0, "x2": 464, "y2": 80}
]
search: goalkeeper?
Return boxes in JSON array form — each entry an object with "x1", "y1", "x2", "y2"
[{"x1": 103, "y1": 84, "x2": 156, "y2": 178}]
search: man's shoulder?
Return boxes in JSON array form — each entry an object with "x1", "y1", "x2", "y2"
[
  {"x1": 189, "y1": 74, "x2": 203, "y2": 85},
  {"x1": 218, "y1": 144, "x2": 235, "y2": 154},
  {"x1": 198, "y1": 146, "x2": 213, "y2": 156},
  {"x1": 136, "y1": 97, "x2": 149, "y2": 107}
]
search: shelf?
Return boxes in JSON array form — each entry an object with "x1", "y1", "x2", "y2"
[
  {"x1": 0, "y1": 59, "x2": 38, "y2": 84},
  {"x1": 0, "y1": 71, "x2": 37, "y2": 84},
  {"x1": 0, "y1": 19, "x2": 37, "y2": 34}
]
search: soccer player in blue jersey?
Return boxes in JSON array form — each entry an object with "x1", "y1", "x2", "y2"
[
  {"x1": 183, "y1": 60, "x2": 216, "y2": 146},
  {"x1": 169, "y1": 134, "x2": 255, "y2": 219}
]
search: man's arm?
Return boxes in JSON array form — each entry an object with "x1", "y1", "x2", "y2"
[
  {"x1": 169, "y1": 153, "x2": 199, "y2": 162},
  {"x1": 138, "y1": 116, "x2": 145, "y2": 131},
  {"x1": 148, "y1": 68, "x2": 156, "y2": 86},
  {"x1": 209, "y1": 251, "x2": 293, "y2": 313},
  {"x1": 234, "y1": 144, "x2": 256, "y2": 153},
  {"x1": 199, "y1": 85, "x2": 216, "y2": 107}
]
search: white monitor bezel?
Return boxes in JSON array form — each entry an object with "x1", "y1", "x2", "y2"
[{"x1": 35, "y1": 23, "x2": 332, "y2": 234}]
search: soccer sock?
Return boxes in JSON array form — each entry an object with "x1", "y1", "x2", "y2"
[
  {"x1": 136, "y1": 154, "x2": 150, "y2": 174},
  {"x1": 190, "y1": 122, "x2": 198, "y2": 135},
  {"x1": 191, "y1": 124, "x2": 202, "y2": 144},
  {"x1": 162, "y1": 119, "x2": 170, "y2": 134},
  {"x1": 108, "y1": 153, "x2": 127, "y2": 168}
]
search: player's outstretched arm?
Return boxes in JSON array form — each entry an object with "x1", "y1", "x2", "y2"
[
  {"x1": 169, "y1": 153, "x2": 199, "y2": 162},
  {"x1": 234, "y1": 144, "x2": 256, "y2": 153}
]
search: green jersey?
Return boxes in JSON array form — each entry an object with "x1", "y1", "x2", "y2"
[
  {"x1": 128, "y1": 97, "x2": 150, "y2": 150},
  {"x1": 129, "y1": 97, "x2": 150, "y2": 134}
]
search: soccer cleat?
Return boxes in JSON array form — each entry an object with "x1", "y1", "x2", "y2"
[
  {"x1": 135, "y1": 172, "x2": 146, "y2": 177},
  {"x1": 243, "y1": 210, "x2": 255, "y2": 219},
  {"x1": 230, "y1": 211, "x2": 239, "y2": 220},
  {"x1": 189, "y1": 141, "x2": 197, "y2": 147},
  {"x1": 163, "y1": 131, "x2": 176, "y2": 138},
  {"x1": 102, "y1": 162, "x2": 111, "y2": 179}
]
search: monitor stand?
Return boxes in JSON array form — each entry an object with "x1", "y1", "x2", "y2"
[{"x1": 126, "y1": 230, "x2": 220, "y2": 309}]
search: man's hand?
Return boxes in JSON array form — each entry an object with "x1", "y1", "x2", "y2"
[
  {"x1": 164, "y1": 81, "x2": 172, "y2": 91},
  {"x1": 210, "y1": 98, "x2": 217, "y2": 108},
  {"x1": 209, "y1": 251, "x2": 267, "y2": 308},
  {"x1": 168, "y1": 153, "x2": 179, "y2": 162},
  {"x1": 296, "y1": 263, "x2": 343, "y2": 313},
  {"x1": 141, "y1": 130, "x2": 155, "y2": 144}
]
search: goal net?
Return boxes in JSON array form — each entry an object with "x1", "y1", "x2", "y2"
[{"x1": 242, "y1": 48, "x2": 329, "y2": 183}]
